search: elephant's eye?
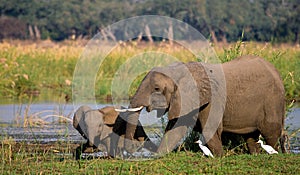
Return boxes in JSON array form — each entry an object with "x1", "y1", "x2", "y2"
[{"x1": 154, "y1": 87, "x2": 160, "y2": 92}]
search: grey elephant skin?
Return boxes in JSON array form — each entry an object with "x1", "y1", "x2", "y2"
[
  {"x1": 119, "y1": 55, "x2": 286, "y2": 156},
  {"x1": 73, "y1": 105, "x2": 157, "y2": 159}
]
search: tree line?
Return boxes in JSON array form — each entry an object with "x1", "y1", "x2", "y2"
[{"x1": 0, "y1": 0, "x2": 299, "y2": 43}]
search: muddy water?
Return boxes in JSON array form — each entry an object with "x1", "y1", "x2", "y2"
[{"x1": 0, "y1": 103, "x2": 299, "y2": 154}]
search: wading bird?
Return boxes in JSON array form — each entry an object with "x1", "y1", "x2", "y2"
[
  {"x1": 257, "y1": 140, "x2": 278, "y2": 154},
  {"x1": 195, "y1": 140, "x2": 214, "y2": 158}
]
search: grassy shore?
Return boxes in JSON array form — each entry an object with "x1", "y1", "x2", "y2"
[
  {"x1": 0, "y1": 40, "x2": 299, "y2": 103},
  {"x1": 0, "y1": 141, "x2": 299, "y2": 174}
]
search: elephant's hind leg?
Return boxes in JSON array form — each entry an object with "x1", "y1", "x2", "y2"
[
  {"x1": 259, "y1": 123, "x2": 282, "y2": 151},
  {"x1": 259, "y1": 106, "x2": 283, "y2": 152},
  {"x1": 260, "y1": 93, "x2": 285, "y2": 152},
  {"x1": 243, "y1": 130, "x2": 260, "y2": 154}
]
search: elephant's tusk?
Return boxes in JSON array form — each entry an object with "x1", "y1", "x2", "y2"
[
  {"x1": 114, "y1": 106, "x2": 144, "y2": 112},
  {"x1": 127, "y1": 106, "x2": 144, "y2": 112},
  {"x1": 114, "y1": 108, "x2": 127, "y2": 112}
]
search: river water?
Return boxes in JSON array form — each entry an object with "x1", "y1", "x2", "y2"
[{"x1": 0, "y1": 102, "x2": 299, "y2": 154}]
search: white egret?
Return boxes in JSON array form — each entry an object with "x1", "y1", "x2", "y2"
[
  {"x1": 257, "y1": 140, "x2": 278, "y2": 154},
  {"x1": 195, "y1": 140, "x2": 214, "y2": 158}
]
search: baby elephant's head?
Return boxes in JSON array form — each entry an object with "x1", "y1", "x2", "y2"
[{"x1": 73, "y1": 106, "x2": 119, "y2": 149}]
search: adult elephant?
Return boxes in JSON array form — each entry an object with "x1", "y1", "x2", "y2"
[{"x1": 116, "y1": 56, "x2": 286, "y2": 156}]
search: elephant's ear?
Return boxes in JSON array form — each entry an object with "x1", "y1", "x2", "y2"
[
  {"x1": 99, "y1": 106, "x2": 119, "y2": 125},
  {"x1": 84, "y1": 110, "x2": 104, "y2": 147},
  {"x1": 157, "y1": 62, "x2": 212, "y2": 119},
  {"x1": 183, "y1": 62, "x2": 212, "y2": 106},
  {"x1": 73, "y1": 105, "x2": 91, "y2": 129},
  {"x1": 73, "y1": 105, "x2": 91, "y2": 138}
]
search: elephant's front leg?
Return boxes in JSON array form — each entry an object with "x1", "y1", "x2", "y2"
[
  {"x1": 157, "y1": 125, "x2": 189, "y2": 154},
  {"x1": 74, "y1": 142, "x2": 91, "y2": 160},
  {"x1": 204, "y1": 126, "x2": 224, "y2": 156},
  {"x1": 124, "y1": 112, "x2": 144, "y2": 153},
  {"x1": 206, "y1": 134, "x2": 223, "y2": 156},
  {"x1": 157, "y1": 110, "x2": 199, "y2": 154},
  {"x1": 110, "y1": 115, "x2": 126, "y2": 157},
  {"x1": 200, "y1": 104, "x2": 224, "y2": 157},
  {"x1": 109, "y1": 132, "x2": 120, "y2": 157}
]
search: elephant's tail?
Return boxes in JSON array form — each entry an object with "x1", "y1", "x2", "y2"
[{"x1": 279, "y1": 130, "x2": 289, "y2": 153}]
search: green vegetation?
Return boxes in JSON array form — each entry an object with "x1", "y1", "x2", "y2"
[
  {"x1": 0, "y1": 140, "x2": 299, "y2": 174},
  {"x1": 0, "y1": 40, "x2": 299, "y2": 103},
  {"x1": 0, "y1": 41, "x2": 80, "y2": 101},
  {"x1": 0, "y1": 0, "x2": 299, "y2": 43}
]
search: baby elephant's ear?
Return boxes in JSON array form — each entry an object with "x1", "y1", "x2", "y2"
[
  {"x1": 73, "y1": 105, "x2": 91, "y2": 129},
  {"x1": 84, "y1": 110, "x2": 104, "y2": 147},
  {"x1": 100, "y1": 106, "x2": 119, "y2": 125},
  {"x1": 73, "y1": 105, "x2": 91, "y2": 138}
]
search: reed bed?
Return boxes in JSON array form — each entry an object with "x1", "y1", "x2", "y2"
[{"x1": 0, "y1": 40, "x2": 299, "y2": 103}]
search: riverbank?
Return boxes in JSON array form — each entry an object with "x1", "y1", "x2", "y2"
[{"x1": 1, "y1": 140, "x2": 299, "y2": 174}]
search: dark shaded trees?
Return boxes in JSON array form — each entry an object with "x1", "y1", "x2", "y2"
[
  {"x1": 0, "y1": 16, "x2": 27, "y2": 40},
  {"x1": 0, "y1": 0, "x2": 298, "y2": 43}
]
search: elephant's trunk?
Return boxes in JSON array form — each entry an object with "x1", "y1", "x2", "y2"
[{"x1": 124, "y1": 111, "x2": 141, "y2": 153}]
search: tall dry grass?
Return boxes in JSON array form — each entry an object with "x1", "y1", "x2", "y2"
[
  {"x1": 0, "y1": 40, "x2": 80, "y2": 100},
  {"x1": 0, "y1": 40, "x2": 299, "y2": 103}
]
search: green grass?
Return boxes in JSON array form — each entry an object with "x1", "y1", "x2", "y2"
[
  {"x1": 0, "y1": 41, "x2": 78, "y2": 101},
  {"x1": 1, "y1": 141, "x2": 299, "y2": 174}
]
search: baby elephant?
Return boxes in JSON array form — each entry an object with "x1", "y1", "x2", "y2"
[{"x1": 73, "y1": 105, "x2": 157, "y2": 159}]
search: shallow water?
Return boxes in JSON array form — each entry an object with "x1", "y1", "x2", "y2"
[
  {"x1": 0, "y1": 124, "x2": 85, "y2": 143},
  {"x1": 286, "y1": 107, "x2": 300, "y2": 130},
  {"x1": 0, "y1": 102, "x2": 299, "y2": 155}
]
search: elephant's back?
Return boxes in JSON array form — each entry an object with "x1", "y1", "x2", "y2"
[
  {"x1": 222, "y1": 56, "x2": 285, "y2": 133},
  {"x1": 223, "y1": 55, "x2": 284, "y2": 94}
]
